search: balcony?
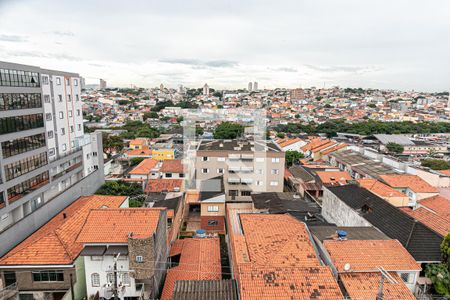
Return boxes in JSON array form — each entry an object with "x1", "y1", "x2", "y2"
[
  {"x1": 0, "y1": 283, "x2": 18, "y2": 300},
  {"x1": 51, "y1": 162, "x2": 83, "y2": 181},
  {"x1": 49, "y1": 146, "x2": 83, "y2": 162}
]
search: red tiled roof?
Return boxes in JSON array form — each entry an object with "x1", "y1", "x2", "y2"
[
  {"x1": 160, "y1": 160, "x2": 184, "y2": 173},
  {"x1": 0, "y1": 195, "x2": 127, "y2": 265},
  {"x1": 129, "y1": 159, "x2": 159, "y2": 175},
  {"x1": 77, "y1": 208, "x2": 163, "y2": 243},
  {"x1": 340, "y1": 272, "x2": 416, "y2": 300},
  {"x1": 126, "y1": 146, "x2": 152, "y2": 156},
  {"x1": 419, "y1": 195, "x2": 450, "y2": 219},
  {"x1": 400, "y1": 206, "x2": 450, "y2": 236},
  {"x1": 379, "y1": 175, "x2": 438, "y2": 193},
  {"x1": 161, "y1": 238, "x2": 221, "y2": 300},
  {"x1": 145, "y1": 179, "x2": 183, "y2": 193},
  {"x1": 357, "y1": 178, "x2": 407, "y2": 198},
  {"x1": 324, "y1": 240, "x2": 421, "y2": 272},
  {"x1": 278, "y1": 137, "x2": 302, "y2": 148},
  {"x1": 316, "y1": 171, "x2": 352, "y2": 185}
]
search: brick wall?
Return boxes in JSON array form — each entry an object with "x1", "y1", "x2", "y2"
[{"x1": 201, "y1": 216, "x2": 225, "y2": 233}]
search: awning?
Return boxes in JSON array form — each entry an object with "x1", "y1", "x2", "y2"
[
  {"x1": 241, "y1": 178, "x2": 253, "y2": 184},
  {"x1": 104, "y1": 245, "x2": 129, "y2": 256},
  {"x1": 80, "y1": 246, "x2": 106, "y2": 256},
  {"x1": 228, "y1": 178, "x2": 240, "y2": 183}
]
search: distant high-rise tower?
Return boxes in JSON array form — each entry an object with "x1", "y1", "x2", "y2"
[
  {"x1": 447, "y1": 91, "x2": 450, "y2": 108},
  {"x1": 253, "y1": 81, "x2": 258, "y2": 91},
  {"x1": 248, "y1": 82, "x2": 253, "y2": 92},
  {"x1": 160, "y1": 83, "x2": 164, "y2": 91},
  {"x1": 99, "y1": 78, "x2": 107, "y2": 89},
  {"x1": 290, "y1": 88, "x2": 305, "y2": 101},
  {"x1": 203, "y1": 83, "x2": 209, "y2": 95}
]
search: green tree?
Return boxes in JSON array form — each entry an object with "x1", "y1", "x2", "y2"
[
  {"x1": 424, "y1": 233, "x2": 450, "y2": 297},
  {"x1": 102, "y1": 134, "x2": 124, "y2": 158},
  {"x1": 442, "y1": 233, "x2": 450, "y2": 267},
  {"x1": 95, "y1": 181, "x2": 142, "y2": 197},
  {"x1": 136, "y1": 127, "x2": 160, "y2": 138},
  {"x1": 421, "y1": 159, "x2": 450, "y2": 170},
  {"x1": 386, "y1": 142, "x2": 404, "y2": 154},
  {"x1": 196, "y1": 126, "x2": 204, "y2": 136},
  {"x1": 143, "y1": 111, "x2": 159, "y2": 120},
  {"x1": 213, "y1": 122, "x2": 244, "y2": 139},
  {"x1": 285, "y1": 150, "x2": 305, "y2": 167},
  {"x1": 130, "y1": 157, "x2": 145, "y2": 167},
  {"x1": 276, "y1": 132, "x2": 285, "y2": 138}
]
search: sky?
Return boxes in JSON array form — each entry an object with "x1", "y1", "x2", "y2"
[{"x1": 0, "y1": 0, "x2": 449, "y2": 91}]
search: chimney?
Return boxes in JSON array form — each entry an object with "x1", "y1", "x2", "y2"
[{"x1": 63, "y1": 213, "x2": 67, "y2": 219}]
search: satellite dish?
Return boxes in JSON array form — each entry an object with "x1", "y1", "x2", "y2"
[{"x1": 344, "y1": 263, "x2": 351, "y2": 271}]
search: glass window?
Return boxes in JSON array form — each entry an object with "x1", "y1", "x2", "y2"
[
  {"x1": 207, "y1": 205, "x2": 219, "y2": 212},
  {"x1": 44, "y1": 95, "x2": 50, "y2": 103},
  {"x1": 272, "y1": 158, "x2": 280, "y2": 163},
  {"x1": 59, "y1": 112, "x2": 64, "y2": 119},
  {"x1": 58, "y1": 95, "x2": 62, "y2": 102},
  {"x1": 74, "y1": 79, "x2": 78, "y2": 86},
  {"x1": 56, "y1": 77, "x2": 61, "y2": 85},
  {"x1": 2, "y1": 133, "x2": 46, "y2": 158},
  {"x1": 241, "y1": 190, "x2": 252, "y2": 196},
  {"x1": 4, "y1": 152, "x2": 48, "y2": 181},
  {"x1": 0, "y1": 93, "x2": 42, "y2": 111},
  {"x1": 106, "y1": 273, "x2": 115, "y2": 284},
  {"x1": 46, "y1": 113, "x2": 52, "y2": 121},
  {"x1": 0, "y1": 68, "x2": 40, "y2": 87},
  {"x1": 91, "y1": 273, "x2": 100, "y2": 287},
  {"x1": 32, "y1": 270, "x2": 64, "y2": 282},
  {"x1": 0, "y1": 114, "x2": 44, "y2": 134},
  {"x1": 207, "y1": 220, "x2": 218, "y2": 226},
  {"x1": 41, "y1": 76, "x2": 49, "y2": 85},
  {"x1": 122, "y1": 273, "x2": 130, "y2": 286},
  {"x1": 270, "y1": 181, "x2": 279, "y2": 186}
]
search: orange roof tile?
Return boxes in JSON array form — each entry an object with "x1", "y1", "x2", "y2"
[
  {"x1": 129, "y1": 159, "x2": 159, "y2": 175},
  {"x1": 0, "y1": 195, "x2": 127, "y2": 265},
  {"x1": 320, "y1": 143, "x2": 347, "y2": 155},
  {"x1": 400, "y1": 207, "x2": 450, "y2": 236},
  {"x1": 357, "y1": 178, "x2": 407, "y2": 198},
  {"x1": 161, "y1": 238, "x2": 221, "y2": 300},
  {"x1": 129, "y1": 139, "x2": 147, "y2": 146},
  {"x1": 379, "y1": 175, "x2": 438, "y2": 193},
  {"x1": 419, "y1": 195, "x2": 450, "y2": 219},
  {"x1": 316, "y1": 171, "x2": 352, "y2": 185},
  {"x1": 438, "y1": 169, "x2": 450, "y2": 176},
  {"x1": 145, "y1": 179, "x2": 183, "y2": 193},
  {"x1": 77, "y1": 208, "x2": 163, "y2": 243},
  {"x1": 185, "y1": 190, "x2": 200, "y2": 204},
  {"x1": 227, "y1": 212, "x2": 343, "y2": 300},
  {"x1": 340, "y1": 272, "x2": 416, "y2": 300},
  {"x1": 301, "y1": 139, "x2": 330, "y2": 152},
  {"x1": 324, "y1": 240, "x2": 421, "y2": 272},
  {"x1": 126, "y1": 146, "x2": 152, "y2": 156},
  {"x1": 278, "y1": 137, "x2": 302, "y2": 148},
  {"x1": 160, "y1": 160, "x2": 184, "y2": 173}
]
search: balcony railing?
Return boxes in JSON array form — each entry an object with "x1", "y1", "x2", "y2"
[
  {"x1": 51, "y1": 162, "x2": 83, "y2": 181},
  {"x1": 49, "y1": 146, "x2": 83, "y2": 162},
  {"x1": 0, "y1": 282, "x2": 18, "y2": 300}
]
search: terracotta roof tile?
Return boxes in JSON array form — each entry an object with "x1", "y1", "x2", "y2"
[
  {"x1": 161, "y1": 238, "x2": 221, "y2": 300},
  {"x1": 0, "y1": 195, "x2": 127, "y2": 265},
  {"x1": 357, "y1": 178, "x2": 407, "y2": 197},
  {"x1": 379, "y1": 175, "x2": 438, "y2": 193},
  {"x1": 129, "y1": 159, "x2": 159, "y2": 175},
  {"x1": 77, "y1": 208, "x2": 163, "y2": 243},
  {"x1": 419, "y1": 195, "x2": 450, "y2": 219},
  {"x1": 400, "y1": 207, "x2": 450, "y2": 236},
  {"x1": 145, "y1": 179, "x2": 183, "y2": 193},
  {"x1": 126, "y1": 146, "x2": 152, "y2": 156},
  {"x1": 316, "y1": 171, "x2": 352, "y2": 185},
  {"x1": 160, "y1": 160, "x2": 184, "y2": 173},
  {"x1": 324, "y1": 240, "x2": 421, "y2": 272},
  {"x1": 340, "y1": 272, "x2": 416, "y2": 300}
]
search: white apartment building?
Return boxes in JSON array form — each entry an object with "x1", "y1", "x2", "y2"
[{"x1": 0, "y1": 61, "x2": 105, "y2": 256}]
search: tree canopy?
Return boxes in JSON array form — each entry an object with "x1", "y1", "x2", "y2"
[
  {"x1": 102, "y1": 133, "x2": 124, "y2": 157},
  {"x1": 421, "y1": 159, "x2": 450, "y2": 170},
  {"x1": 385, "y1": 142, "x2": 404, "y2": 154},
  {"x1": 285, "y1": 150, "x2": 304, "y2": 167},
  {"x1": 213, "y1": 122, "x2": 244, "y2": 139}
]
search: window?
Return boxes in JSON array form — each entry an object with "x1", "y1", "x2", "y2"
[
  {"x1": 122, "y1": 273, "x2": 130, "y2": 286},
  {"x1": 77, "y1": 109, "x2": 81, "y2": 116},
  {"x1": 270, "y1": 181, "x2": 279, "y2": 186},
  {"x1": 241, "y1": 190, "x2": 252, "y2": 196},
  {"x1": 56, "y1": 77, "x2": 61, "y2": 85},
  {"x1": 135, "y1": 256, "x2": 143, "y2": 263},
  {"x1": 207, "y1": 205, "x2": 219, "y2": 212},
  {"x1": 90, "y1": 256, "x2": 103, "y2": 261},
  {"x1": 4, "y1": 152, "x2": 48, "y2": 181},
  {"x1": 201, "y1": 168, "x2": 209, "y2": 174},
  {"x1": 44, "y1": 95, "x2": 50, "y2": 103},
  {"x1": 76, "y1": 95, "x2": 79, "y2": 101},
  {"x1": 217, "y1": 157, "x2": 226, "y2": 162},
  {"x1": 257, "y1": 169, "x2": 263, "y2": 175},
  {"x1": 49, "y1": 148, "x2": 55, "y2": 156},
  {"x1": 207, "y1": 220, "x2": 218, "y2": 226},
  {"x1": 67, "y1": 95, "x2": 71, "y2": 102},
  {"x1": 256, "y1": 180, "x2": 263, "y2": 186},
  {"x1": 229, "y1": 190, "x2": 238, "y2": 197},
  {"x1": 165, "y1": 173, "x2": 172, "y2": 178},
  {"x1": 42, "y1": 76, "x2": 49, "y2": 85},
  {"x1": 106, "y1": 273, "x2": 115, "y2": 284},
  {"x1": 255, "y1": 157, "x2": 264, "y2": 162},
  {"x1": 271, "y1": 169, "x2": 279, "y2": 175},
  {"x1": 400, "y1": 273, "x2": 413, "y2": 284},
  {"x1": 68, "y1": 110, "x2": 72, "y2": 117},
  {"x1": 32, "y1": 270, "x2": 64, "y2": 282},
  {"x1": 59, "y1": 112, "x2": 64, "y2": 119},
  {"x1": 0, "y1": 114, "x2": 44, "y2": 134},
  {"x1": 202, "y1": 156, "x2": 209, "y2": 161},
  {"x1": 61, "y1": 128, "x2": 65, "y2": 135},
  {"x1": 217, "y1": 168, "x2": 224, "y2": 174},
  {"x1": 70, "y1": 126, "x2": 74, "y2": 133},
  {"x1": 66, "y1": 78, "x2": 70, "y2": 86},
  {"x1": 0, "y1": 68, "x2": 40, "y2": 87},
  {"x1": 62, "y1": 144, "x2": 67, "y2": 151},
  {"x1": 7, "y1": 172, "x2": 49, "y2": 202},
  {"x1": 2, "y1": 133, "x2": 46, "y2": 158},
  {"x1": 74, "y1": 79, "x2": 78, "y2": 86},
  {"x1": 77, "y1": 124, "x2": 81, "y2": 131},
  {"x1": 57, "y1": 95, "x2": 62, "y2": 102},
  {"x1": 0, "y1": 93, "x2": 42, "y2": 111},
  {"x1": 91, "y1": 273, "x2": 100, "y2": 287},
  {"x1": 272, "y1": 158, "x2": 280, "y2": 163}
]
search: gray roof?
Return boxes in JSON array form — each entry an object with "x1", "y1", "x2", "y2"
[
  {"x1": 373, "y1": 134, "x2": 415, "y2": 146},
  {"x1": 288, "y1": 165, "x2": 315, "y2": 182},
  {"x1": 309, "y1": 226, "x2": 389, "y2": 242},
  {"x1": 172, "y1": 280, "x2": 238, "y2": 300},
  {"x1": 197, "y1": 139, "x2": 281, "y2": 152}
]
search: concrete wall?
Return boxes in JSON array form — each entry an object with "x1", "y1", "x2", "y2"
[
  {"x1": 0, "y1": 169, "x2": 104, "y2": 257},
  {"x1": 322, "y1": 187, "x2": 372, "y2": 227}
]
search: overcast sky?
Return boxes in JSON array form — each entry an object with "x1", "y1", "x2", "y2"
[{"x1": 0, "y1": 0, "x2": 449, "y2": 91}]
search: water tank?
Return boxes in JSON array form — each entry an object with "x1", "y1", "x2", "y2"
[
  {"x1": 196, "y1": 229, "x2": 206, "y2": 238},
  {"x1": 336, "y1": 230, "x2": 347, "y2": 240}
]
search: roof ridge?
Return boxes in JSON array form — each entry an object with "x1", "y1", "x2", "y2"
[{"x1": 54, "y1": 230, "x2": 75, "y2": 261}]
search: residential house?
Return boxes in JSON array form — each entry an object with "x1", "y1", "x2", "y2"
[
  {"x1": 152, "y1": 195, "x2": 184, "y2": 244},
  {"x1": 357, "y1": 178, "x2": 410, "y2": 207},
  {"x1": 275, "y1": 137, "x2": 306, "y2": 152},
  {"x1": 159, "y1": 160, "x2": 184, "y2": 179},
  {"x1": 323, "y1": 239, "x2": 420, "y2": 298},
  {"x1": 128, "y1": 159, "x2": 160, "y2": 181},
  {"x1": 129, "y1": 138, "x2": 149, "y2": 150},
  {"x1": 379, "y1": 174, "x2": 439, "y2": 204},
  {"x1": 151, "y1": 149, "x2": 175, "y2": 161},
  {"x1": 77, "y1": 208, "x2": 168, "y2": 300},
  {"x1": 0, "y1": 195, "x2": 128, "y2": 300}
]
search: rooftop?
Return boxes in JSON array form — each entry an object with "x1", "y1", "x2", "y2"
[
  {"x1": 160, "y1": 160, "x2": 184, "y2": 173},
  {"x1": 327, "y1": 185, "x2": 443, "y2": 262},
  {"x1": 324, "y1": 239, "x2": 421, "y2": 272},
  {"x1": 379, "y1": 174, "x2": 438, "y2": 193},
  {"x1": 77, "y1": 208, "x2": 164, "y2": 243},
  {"x1": 0, "y1": 195, "x2": 127, "y2": 265},
  {"x1": 357, "y1": 178, "x2": 407, "y2": 198},
  {"x1": 161, "y1": 238, "x2": 222, "y2": 300},
  {"x1": 197, "y1": 139, "x2": 281, "y2": 153},
  {"x1": 400, "y1": 206, "x2": 450, "y2": 236},
  {"x1": 250, "y1": 192, "x2": 320, "y2": 214},
  {"x1": 309, "y1": 225, "x2": 389, "y2": 242},
  {"x1": 315, "y1": 171, "x2": 352, "y2": 185},
  {"x1": 145, "y1": 179, "x2": 183, "y2": 193},
  {"x1": 128, "y1": 158, "x2": 159, "y2": 175},
  {"x1": 172, "y1": 280, "x2": 238, "y2": 300}
]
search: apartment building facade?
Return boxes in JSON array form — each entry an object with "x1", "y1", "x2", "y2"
[
  {"x1": 195, "y1": 139, "x2": 285, "y2": 201},
  {"x1": 0, "y1": 61, "x2": 105, "y2": 256}
]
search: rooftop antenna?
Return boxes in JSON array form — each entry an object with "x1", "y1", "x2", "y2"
[{"x1": 376, "y1": 266, "x2": 398, "y2": 300}]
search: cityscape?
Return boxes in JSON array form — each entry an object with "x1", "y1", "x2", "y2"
[{"x1": 0, "y1": 1, "x2": 450, "y2": 300}]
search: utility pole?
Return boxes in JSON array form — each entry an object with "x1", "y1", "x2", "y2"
[
  {"x1": 112, "y1": 253, "x2": 120, "y2": 300},
  {"x1": 376, "y1": 266, "x2": 397, "y2": 300}
]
